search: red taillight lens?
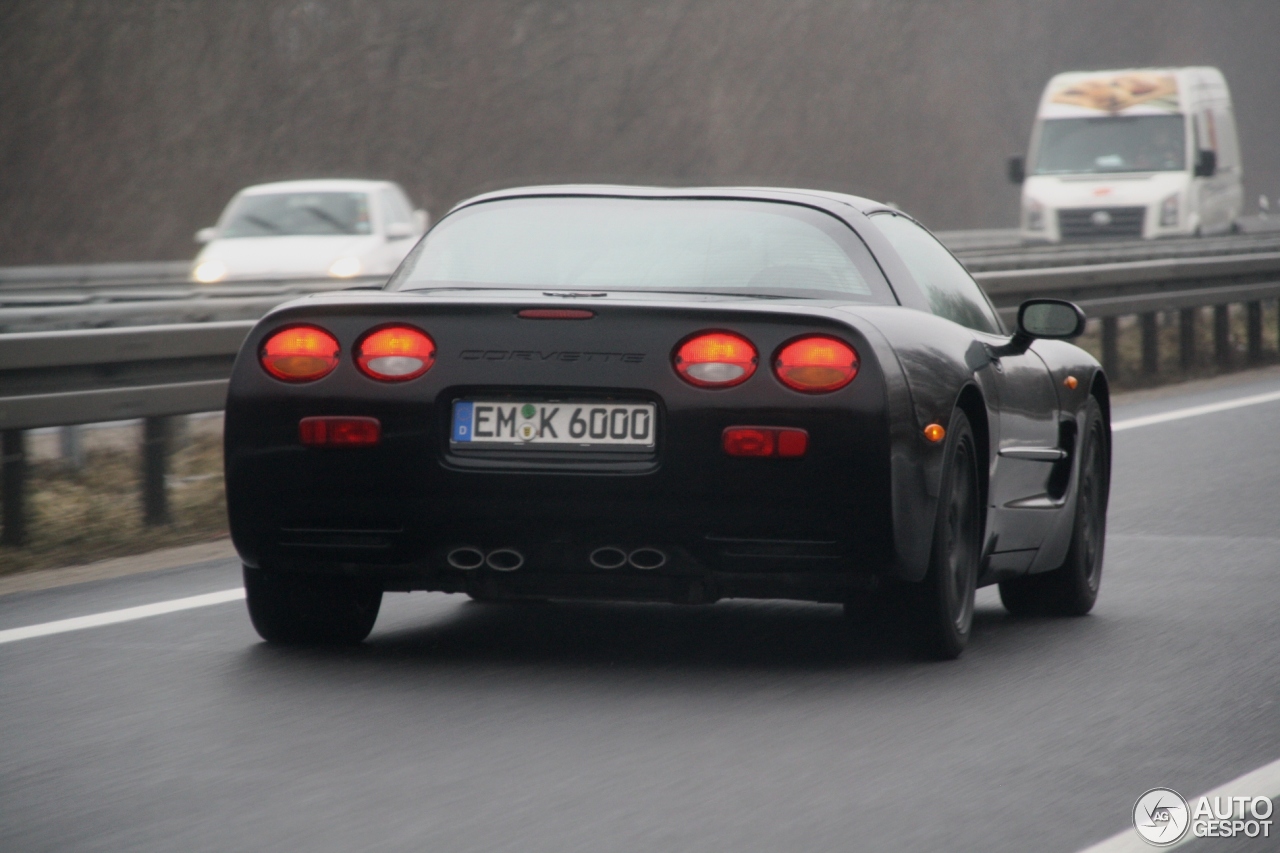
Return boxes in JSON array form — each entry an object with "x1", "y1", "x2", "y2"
[
  {"x1": 773, "y1": 336, "x2": 859, "y2": 393},
  {"x1": 355, "y1": 325, "x2": 435, "y2": 381},
  {"x1": 673, "y1": 331, "x2": 758, "y2": 388},
  {"x1": 260, "y1": 325, "x2": 340, "y2": 382},
  {"x1": 299, "y1": 417, "x2": 381, "y2": 447},
  {"x1": 723, "y1": 427, "x2": 808, "y2": 458}
]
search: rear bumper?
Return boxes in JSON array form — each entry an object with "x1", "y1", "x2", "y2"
[{"x1": 226, "y1": 401, "x2": 895, "y2": 601}]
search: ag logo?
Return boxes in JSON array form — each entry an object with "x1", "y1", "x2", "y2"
[{"x1": 1134, "y1": 788, "x2": 1190, "y2": 846}]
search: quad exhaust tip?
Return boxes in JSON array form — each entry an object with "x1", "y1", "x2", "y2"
[
  {"x1": 486, "y1": 548, "x2": 524, "y2": 572},
  {"x1": 589, "y1": 547, "x2": 628, "y2": 570},
  {"x1": 447, "y1": 547, "x2": 485, "y2": 570}
]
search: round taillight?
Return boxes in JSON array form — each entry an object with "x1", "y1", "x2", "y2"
[
  {"x1": 673, "y1": 331, "x2": 758, "y2": 388},
  {"x1": 355, "y1": 325, "x2": 436, "y2": 381},
  {"x1": 774, "y1": 336, "x2": 859, "y2": 392},
  {"x1": 259, "y1": 325, "x2": 340, "y2": 382}
]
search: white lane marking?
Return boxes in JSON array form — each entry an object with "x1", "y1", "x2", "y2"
[
  {"x1": 1112, "y1": 389, "x2": 1280, "y2": 431},
  {"x1": 0, "y1": 587, "x2": 245, "y2": 645},
  {"x1": 1077, "y1": 755, "x2": 1280, "y2": 852}
]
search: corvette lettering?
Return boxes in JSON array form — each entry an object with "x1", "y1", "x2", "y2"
[{"x1": 459, "y1": 350, "x2": 645, "y2": 363}]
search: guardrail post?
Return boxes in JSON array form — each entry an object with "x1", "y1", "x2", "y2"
[
  {"x1": 1213, "y1": 305, "x2": 1231, "y2": 368},
  {"x1": 60, "y1": 425, "x2": 86, "y2": 471},
  {"x1": 1140, "y1": 312, "x2": 1159, "y2": 374},
  {"x1": 141, "y1": 416, "x2": 173, "y2": 526},
  {"x1": 1101, "y1": 317, "x2": 1119, "y2": 377},
  {"x1": 1, "y1": 429, "x2": 27, "y2": 547},
  {"x1": 1246, "y1": 301, "x2": 1263, "y2": 363},
  {"x1": 1179, "y1": 308, "x2": 1196, "y2": 370}
]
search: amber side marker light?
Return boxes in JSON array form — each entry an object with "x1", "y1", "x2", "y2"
[
  {"x1": 723, "y1": 427, "x2": 809, "y2": 458},
  {"x1": 674, "y1": 331, "x2": 758, "y2": 388},
  {"x1": 774, "y1": 336, "x2": 859, "y2": 392},
  {"x1": 260, "y1": 325, "x2": 340, "y2": 382},
  {"x1": 299, "y1": 416, "x2": 381, "y2": 447},
  {"x1": 923, "y1": 423, "x2": 946, "y2": 443},
  {"x1": 356, "y1": 325, "x2": 435, "y2": 381},
  {"x1": 1064, "y1": 375, "x2": 1079, "y2": 390}
]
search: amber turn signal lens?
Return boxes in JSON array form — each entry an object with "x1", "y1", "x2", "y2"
[
  {"x1": 773, "y1": 336, "x2": 859, "y2": 392},
  {"x1": 1063, "y1": 375, "x2": 1079, "y2": 390},
  {"x1": 674, "y1": 331, "x2": 758, "y2": 387},
  {"x1": 923, "y1": 423, "x2": 946, "y2": 443},
  {"x1": 355, "y1": 325, "x2": 436, "y2": 381},
  {"x1": 260, "y1": 325, "x2": 340, "y2": 382}
]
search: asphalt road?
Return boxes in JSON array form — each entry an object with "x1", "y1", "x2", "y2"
[{"x1": 3, "y1": 374, "x2": 1279, "y2": 852}]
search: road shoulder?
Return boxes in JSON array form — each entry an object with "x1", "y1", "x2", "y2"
[{"x1": 0, "y1": 538, "x2": 237, "y2": 598}]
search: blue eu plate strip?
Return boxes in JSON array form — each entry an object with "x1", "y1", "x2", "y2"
[{"x1": 452, "y1": 401, "x2": 474, "y2": 442}]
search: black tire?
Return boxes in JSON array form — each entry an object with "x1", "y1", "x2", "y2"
[
  {"x1": 244, "y1": 566, "x2": 382, "y2": 644},
  {"x1": 908, "y1": 410, "x2": 981, "y2": 660},
  {"x1": 999, "y1": 397, "x2": 1108, "y2": 617}
]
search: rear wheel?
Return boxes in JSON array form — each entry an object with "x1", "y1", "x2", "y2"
[
  {"x1": 244, "y1": 566, "x2": 382, "y2": 644},
  {"x1": 999, "y1": 397, "x2": 1108, "y2": 617},
  {"x1": 909, "y1": 410, "x2": 981, "y2": 660}
]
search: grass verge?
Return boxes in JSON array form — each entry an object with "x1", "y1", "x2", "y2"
[{"x1": 0, "y1": 430, "x2": 228, "y2": 576}]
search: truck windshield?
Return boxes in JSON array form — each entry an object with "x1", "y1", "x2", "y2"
[
  {"x1": 390, "y1": 197, "x2": 891, "y2": 301},
  {"x1": 1033, "y1": 115, "x2": 1186, "y2": 175},
  {"x1": 220, "y1": 192, "x2": 373, "y2": 237}
]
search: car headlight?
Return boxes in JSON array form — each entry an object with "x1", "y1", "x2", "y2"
[
  {"x1": 193, "y1": 259, "x2": 227, "y2": 283},
  {"x1": 1023, "y1": 198, "x2": 1045, "y2": 231},
  {"x1": 1160, "y1": 193, "x2": 1180, "y2": 227},
  {"x1": 328, "y1": 257, "x2": 363, "y2": 278}
]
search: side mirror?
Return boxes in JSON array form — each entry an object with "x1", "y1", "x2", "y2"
[
  {"x1": 990, "y1": 299, "x2": 1086, "y2": 358},
  {"x1": 385, "y1": 221, "x2": 415, "y2": 240},
  {"x1": 413, "y1": 209, "x2": 430, "y2": 233},
  {"x1": 195, "y1": 227, "x2": 217, "y2": 244},
  {"x1": 1008, "y1": 155, "x2": 1026, "y2": 185},
  {"x1": 1018, "y1": 298, "x2": 1086, "y2": 339},
  {"x1": 1194, "y1": 149, "x2": 1217, "y2": 178}
]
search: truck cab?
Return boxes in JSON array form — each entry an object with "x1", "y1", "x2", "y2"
[{"x1": 1010, "y1": 67, "x2": 1243, "y2": 242}]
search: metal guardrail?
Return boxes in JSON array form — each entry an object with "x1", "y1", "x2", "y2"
[{"x1": 0, "y1": 322, "x2": 251, "y2": 431}]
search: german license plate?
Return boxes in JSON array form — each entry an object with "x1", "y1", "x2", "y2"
[{"x1": 451, "y1": 401, "x2": 656, "y2": 447}]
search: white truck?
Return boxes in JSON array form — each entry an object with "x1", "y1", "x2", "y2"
[{"x1": 1010, "y1": 67, "x2": 1243, "y2": 242}]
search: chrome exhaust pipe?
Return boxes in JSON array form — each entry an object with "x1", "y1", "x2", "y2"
[
  {"x1": 486, "y1": 548, "x2": 524, "y2": 572},
  {"x1": 589, "y1": 546, "x2": 628, "y2": 570},
  {"x1": 628, "y1": 548, "x2": 667, "y2": 570},
  {"x1": 447, "y1": 547, "x2": 485, "y2": 570}
]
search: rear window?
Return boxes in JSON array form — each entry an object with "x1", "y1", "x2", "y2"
[
  {"x1": 389, "y1": 197, "x2": 891, "y2": 301},
  {"x1": 220, "y1": 192, "x2": 373, "y2": 237}
]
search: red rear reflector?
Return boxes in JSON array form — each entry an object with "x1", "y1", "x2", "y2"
[
  {"x1": 299, "y1": 417, "x2": 381, "y2": 447},
  {"x1": 673, "y1": 331, "x2": 758, "y2": 387},
  {"x1": 517, "y1": 308, "x2": 595, "y2": 319},
  {"x1": 774, "y1": 336, "x2": 858, "y2": 392},
  {"x1": 355, "y1": 325, "x2": 435, "y2": 381},
  {"x1": 723, "y1": 427, "x2": 808, "y2": 458},
  {"x1": 260, "y1": 325, "x2": 340, "y2": 382}
]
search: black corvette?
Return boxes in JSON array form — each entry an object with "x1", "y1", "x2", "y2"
[{"x1": 224, "y1": 185, "x2": 1110, "y2": 658}]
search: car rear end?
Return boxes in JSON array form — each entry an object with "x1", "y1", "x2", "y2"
[{"x1": 224, "y1": 292, "x2": 895, "y2": 605}]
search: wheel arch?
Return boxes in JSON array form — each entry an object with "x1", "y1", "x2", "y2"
[{"x1": 1089, "y1": 368, "x2": 1113, "y2": 476}]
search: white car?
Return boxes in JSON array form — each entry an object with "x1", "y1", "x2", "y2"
[{"x1": 191, "y1": 179, "x2": 428, "y2": 283}]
